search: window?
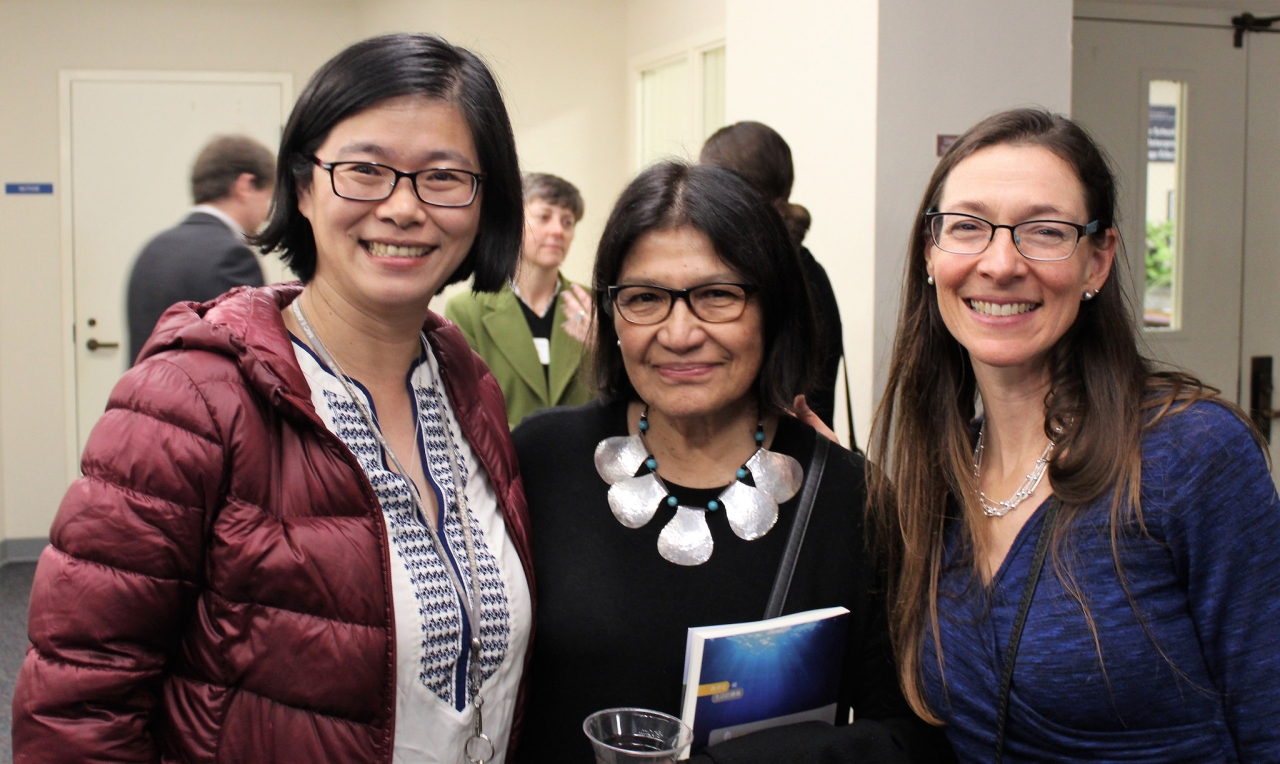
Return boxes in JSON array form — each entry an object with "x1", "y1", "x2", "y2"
[
  {"x1": 1144, "y1": 79, "x2": 1186, "y2": 329},
  {"x1": 635, "y1": 42, "x2": 727, "y2": 169}
]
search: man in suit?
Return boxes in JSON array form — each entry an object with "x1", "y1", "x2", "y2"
[
  {"x1": 447, "y1": 173, "x2": 595, "y2": 429},
  {"x1": 126, "y1": 135, "x2": 275, "y2": 364}
]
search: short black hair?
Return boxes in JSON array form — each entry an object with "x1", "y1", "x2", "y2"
[
  {"x1": 191, "y1": 135, "x2": 275, "y2": 204},
  {"x1": 255, "y1": 33, "x2": 522, "y2": 288},
  {"x1": 592, "y1": 161, "x2": 818, "y2": 414},
  {"x1": 523, "y1": 172, "x2": 584, "y2": 222}
]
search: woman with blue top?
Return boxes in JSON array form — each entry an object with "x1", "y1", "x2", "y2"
[{"x1": 870, "y1": 108, "x2": 1280, "y2": 761}]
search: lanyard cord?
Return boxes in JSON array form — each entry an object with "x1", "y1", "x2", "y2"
[{"x1": 290, "y1": 300, "x2": 489, "y2": 718}]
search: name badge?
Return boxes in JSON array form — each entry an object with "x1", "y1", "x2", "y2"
[{"x1": 533, "y1": 337, "x2": 551, "y2": 365}]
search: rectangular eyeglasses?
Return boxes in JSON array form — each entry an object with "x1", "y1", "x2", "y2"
[
  {"x1": 606, "y1": 283, "x2": 759, "y2": 324},
  {"x1": 925, "y1": 210, "x2": 1099, "y2": 262},
  {"x1": 312, "y1": 156, "x2": 483, "y2": 208}
]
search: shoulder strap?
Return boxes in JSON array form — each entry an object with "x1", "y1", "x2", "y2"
[
  {"x1": 994, "y1": 500, "x2": 1061, "y2": 763},
  {"x1": 764, "y1": 430, "x2": 831, "y2": 619},
  {"x1": 842, "y1": 354, "x2": 859, "y2": 453}
]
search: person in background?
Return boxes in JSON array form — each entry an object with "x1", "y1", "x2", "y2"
[
  {"x1": 15, "y1": 33, "x2": 533, "y2": 763},
  {"x1": 447, "y1": 172, "x2": 595, "y2": 429},
  {"x1": 513, "y1": 162, "x2": 950, "y2": 763},
  {"x1": 871, "y1": 108, "x2": 1280, "y2": 760},
  {"x1": 125, "y1": 134, "x2": 275, "y2": 364},
  {"x1": 700, "y1": 121, "x2": 844, "y2": 431}
]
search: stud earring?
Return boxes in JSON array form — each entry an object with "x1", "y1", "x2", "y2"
[
  {"x1": 1082, "y1": 290, "x2": 1095, "y2": 301},
  {"x1": 927, "y1": 275, "x2": 935, "y2": 286}
]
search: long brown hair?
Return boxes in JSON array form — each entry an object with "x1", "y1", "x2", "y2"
[{"x1": 868, "y1": 108, "x2": 1245, "y2": 721}]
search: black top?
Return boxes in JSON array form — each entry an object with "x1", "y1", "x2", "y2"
[
  {"x1": 517, "y1": 292, "x2": 557, "y2": 341},
  {"x1": 512, "y1": 399, "x2": 952, "y2": 763},
  {"x1": 800, "y1": 247, "x2": 844, "y2": 432}
]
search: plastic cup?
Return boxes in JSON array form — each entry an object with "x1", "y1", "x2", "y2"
[{"x1": 583, "y1": 707, "x2": 693, "y2": 763}]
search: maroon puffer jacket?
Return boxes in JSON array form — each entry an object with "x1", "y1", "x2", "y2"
[{"x1": 12, "y1": 283, "x2": 535, "y2": 763}]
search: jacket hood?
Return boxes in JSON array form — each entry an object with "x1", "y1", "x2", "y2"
[{"x1": 137, "y1": 283, "x2": 316, "y2": 425}]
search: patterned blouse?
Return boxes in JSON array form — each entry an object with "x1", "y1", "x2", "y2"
[{"x1": 293, "y1": 337, "x2": 532, "y2": 764}]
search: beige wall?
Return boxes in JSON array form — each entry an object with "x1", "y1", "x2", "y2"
[
  {"x1": 0, "y1": 0, "x2": 632, "y2": 543},
  {"x1": 0, "y1": 0, "x2": 1080, "y2": 543},
  {"x1": 626, "y1": 0, "x2": 725, "y2": 58},
  {"x1": 360, "y1": 0, "x2": 629, "y2": 287},
  {"x1": 0, "y1": 0, "x2": 361, "y2": 541},
  {"x1": 726, "y1": 0, "x2": 881, "y2": 448},
  {"x1": 873, "y1": 0, "x2": 1074, "y2": 419}
]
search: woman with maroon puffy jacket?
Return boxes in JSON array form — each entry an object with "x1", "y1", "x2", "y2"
[{"x1": 14, "y1": 34, "x2": 534, "y2": 764}]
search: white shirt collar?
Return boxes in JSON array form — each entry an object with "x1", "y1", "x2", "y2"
[{"x1": 191, "y1": 204, "x2": 245, "y2": 240}]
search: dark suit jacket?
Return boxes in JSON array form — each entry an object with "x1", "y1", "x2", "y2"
[{"x1": 126, "y1": 211, "x2": 264, "y2": 364}]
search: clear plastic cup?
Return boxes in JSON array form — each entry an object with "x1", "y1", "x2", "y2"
[{"x1": 583, "y1": 707, "x2": 693, "y2": 763}]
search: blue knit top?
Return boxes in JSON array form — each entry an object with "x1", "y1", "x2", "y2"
[{"x1": 922, "y1": 400, "x2": 1280, "y2": 762}]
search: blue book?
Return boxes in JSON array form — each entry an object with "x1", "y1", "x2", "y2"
[{"x1": 679, "y1": 606, "x2": 850, "y2": 756}]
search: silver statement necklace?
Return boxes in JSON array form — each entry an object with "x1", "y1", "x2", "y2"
[
  {"x1": 972, "y1": 424, "x2": 1055, "y2": 518},
  {"x1": 291, "y1": 298, "x2": 496, "y2": 764},
  {"x1": 594, "y1": 405, "x2": 803, "y2": 566}
]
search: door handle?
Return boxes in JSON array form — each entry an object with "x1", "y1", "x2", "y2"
[
  {"x1": 1251, "y1": 356, "x2": 1276, "y2": 442},
  {"x1": 85, "y1": 338, "x2": 120, "y2": 351}
]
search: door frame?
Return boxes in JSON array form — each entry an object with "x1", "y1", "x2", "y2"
[{"x1": 58, "y1": 70, "x2": 292, "y2": 482}]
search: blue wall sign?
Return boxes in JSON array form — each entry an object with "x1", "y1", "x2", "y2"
[{"x1": 5, "y1": 183, "x2": 53, "y2": 194}]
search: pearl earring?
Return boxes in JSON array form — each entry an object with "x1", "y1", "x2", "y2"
[
  {"x1": 1082, "y1": 290, "x2": 1095, "y2": 301},
  {"x1": 927, "y1": 275, "x2": 935, "y2": 286}
]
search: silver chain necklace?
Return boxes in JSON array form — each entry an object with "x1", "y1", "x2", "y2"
[
  {"x1": 972, "y1": 425, "x2": 1055, "y2": 518},
  {"x1": 291, "y1": 298, "x2": 495, "y2": 764}
]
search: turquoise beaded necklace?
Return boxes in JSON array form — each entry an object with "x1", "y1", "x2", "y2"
[{"x1": 637, "y1": 405, "x2": 766, "y2": 514}]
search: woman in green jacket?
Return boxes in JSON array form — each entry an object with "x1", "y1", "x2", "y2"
[{"x1": 447, "y1": 172, "x2": 595, "y2": 428}]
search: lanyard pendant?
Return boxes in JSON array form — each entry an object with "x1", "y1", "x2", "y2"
[{"x1": 464, "y1": 639, "x2": 494, "y2": 764}]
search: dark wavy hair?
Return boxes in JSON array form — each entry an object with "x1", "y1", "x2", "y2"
[
  {"x1": 868, "y1": 108, "x2": 1257, "y2": 721},
  {"x1": 255, "y1": 33, "x2": 522, "y2": 289},
  {"x1": 592, "y1": 161, "x2": 817, "y2": 415}
]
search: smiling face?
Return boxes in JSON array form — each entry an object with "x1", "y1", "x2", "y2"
[
  {"x1": 925, "y1": 143, "x2": 1115, "y2": 378},
  {"x1": 521, "y1": 199, "x2": 576, "y2": 271},
  {"x1": 615, "y1": 227, "x2": 764, "y2": 422},
  {"x1": 297, "y1": 95, "x2": 481, "y2": 315}
]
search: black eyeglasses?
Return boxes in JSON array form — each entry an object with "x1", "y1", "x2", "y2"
[
  {"x1": 606, "y1": 283, "x2": 759, "y2": 325},
  {"x1": 925, "y1": 210, "x2": 1099, "y2": 262},
  {"x1": 312, "y1": 157, "x2": 484, "y2": 207}
]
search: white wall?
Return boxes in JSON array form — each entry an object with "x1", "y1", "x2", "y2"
[
  {"x1": 873, "y1": 0, "x2": 1074, "y2": 423},
  {"x1": 726, "y1": 0, "x2": 881, "y2": 448}
]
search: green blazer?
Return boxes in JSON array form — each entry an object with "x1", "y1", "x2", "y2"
[{"x1": 445, "y1": 275, "x2": 594, "y2": 429}]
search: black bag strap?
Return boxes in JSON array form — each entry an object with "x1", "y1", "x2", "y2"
[
  {"x1": 841, "y1": 354, "x2": 860, "y2": 454},
  {"x1": 994, "y1": 500, "x2": 1061, "y2": 763},
  {"x1": 764, "y1": 430, "x2": 831, "y2": 619}
]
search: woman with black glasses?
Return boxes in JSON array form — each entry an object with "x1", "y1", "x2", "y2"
[
  {"x1": 512, "y1": 162, "x2": 947, "y2": 763},
  {"x1": 871, "y1": 108, "x2": 1280, "y2": 760},
  {"x1": 15, "y1": 34, "x2": 533, "y2": 763}
]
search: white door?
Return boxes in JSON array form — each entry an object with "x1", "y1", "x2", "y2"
[
  {"x1": 1073, "y1": 20, "x2": 1248, "y2": 397},
  {"x1": 1073, "y1": 20, "x2": 1280, "y2": 472},
  {"x1": 1241, "y1": 33, "x2": 1280, "y2": 467},
  {"x1": 61, "y1": 73, "x2": 290, "y2": 467}
]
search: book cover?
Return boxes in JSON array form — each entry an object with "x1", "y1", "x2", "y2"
[{"x1": 679, "y1": 606, "x2": 849, "y2": 756}]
